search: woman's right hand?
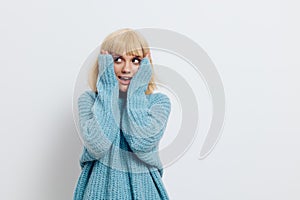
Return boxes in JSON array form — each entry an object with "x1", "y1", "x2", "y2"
[{"x1": 96, "y1": 50, "x2": 119, "y2": 93}]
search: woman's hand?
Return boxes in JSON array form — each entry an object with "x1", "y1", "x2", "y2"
[
  {"x1": 100, "y1": 50, "x2": 109, "y2": 55},
  {"x1": 144, "y1": 52, "x2": 151, "y2": 60}
]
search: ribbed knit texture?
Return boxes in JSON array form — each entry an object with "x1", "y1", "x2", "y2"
[{"x1": 73, "y1": 55, "x2": 171, "y2": 200}]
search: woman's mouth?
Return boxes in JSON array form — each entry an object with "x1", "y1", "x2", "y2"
[{"x1": 117, "y1": 76, "x2": 132, "y2": 85}]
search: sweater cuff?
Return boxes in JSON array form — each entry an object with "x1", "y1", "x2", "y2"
[
  {"x1": 127, "y1": 57, "x2": 152, "y2": 99},
  {"x1": 96, "y1": 54, "x2": 119, "y2": 92}
]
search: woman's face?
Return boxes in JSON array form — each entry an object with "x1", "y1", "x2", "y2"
[{"x1": 112, "y1": 52, "x2": 142, "y2": 92}]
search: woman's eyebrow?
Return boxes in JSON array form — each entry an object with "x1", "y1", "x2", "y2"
[{"x1": 110, "y1": 53, "x2": 141, "y2": 59}]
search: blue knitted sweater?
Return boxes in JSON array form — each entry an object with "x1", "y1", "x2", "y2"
[{"x1": 73, "y1": 54, "x2": 171, "y2": 200}]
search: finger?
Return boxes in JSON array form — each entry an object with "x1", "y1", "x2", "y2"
[
  {"x1": 100, "y1": 50, "x2": 109, "y2": 54},
  {"x1": 146, "y1": 52, "x2": 151, "y2": 59}
]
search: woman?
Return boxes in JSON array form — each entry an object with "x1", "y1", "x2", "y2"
[{"x1": 73, "y1": 28, "x2": 171, "y2": 200}]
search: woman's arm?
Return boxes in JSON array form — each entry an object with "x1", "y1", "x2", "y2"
[
  {"x1": 78, "y1": 54, "x2": 120, "y2": 167},
  {"x1": 121, "y1": 57, "x2": 171, "y2": 169},
  {"x1": 122, "y1": 92, "x2": 171, "y2": 152}
]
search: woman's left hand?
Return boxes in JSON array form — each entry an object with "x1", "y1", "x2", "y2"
[
  {"x1": 144, "y1": 52, "x2": 151, "y2": 60},
  {"x1": 127, "y1": 53, "x2": 152, "y2": 98}
]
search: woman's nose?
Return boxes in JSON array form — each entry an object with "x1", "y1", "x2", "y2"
[{"x1": 121, "y1": 61, "x2": 131, "y2": 73}]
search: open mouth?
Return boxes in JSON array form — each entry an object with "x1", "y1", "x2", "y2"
[{"x1": 117, "y1": 76, "x2": 132, "y2": 85}]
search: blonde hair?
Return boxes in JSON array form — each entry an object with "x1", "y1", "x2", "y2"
[{"x1": 88, "y1": 28, "x2": 157, "y2": 95}]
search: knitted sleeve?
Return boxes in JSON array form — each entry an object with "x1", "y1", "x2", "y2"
[
  {"x1": 122, "y1": 92, "x2": 171, "y2": 152},
  {"x1": 121, "y1": 58, "x2": 171, "y2": 172},
  {"x1": 78, "y1": 54, "x2": 120, "y2": 168}
]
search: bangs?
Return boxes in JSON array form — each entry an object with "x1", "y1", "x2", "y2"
[{"x1": 101, "y1": 30, "x2": 148, "y2": 57}]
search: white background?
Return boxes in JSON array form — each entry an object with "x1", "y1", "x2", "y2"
[{"x1": 0, "y1": 0, "x2": 299, "y2": 199}]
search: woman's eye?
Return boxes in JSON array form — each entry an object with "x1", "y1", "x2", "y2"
[
  {"x1": 132, "y1": 57, "x2": 141, "y2": 64},
  {"x1": 114, "y1": 57, "x2": 122, "y2": 63}
]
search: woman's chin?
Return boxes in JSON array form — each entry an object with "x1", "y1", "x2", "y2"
[{"x1": 119, "y1": 84, "x2": 129, "y2": 92}]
